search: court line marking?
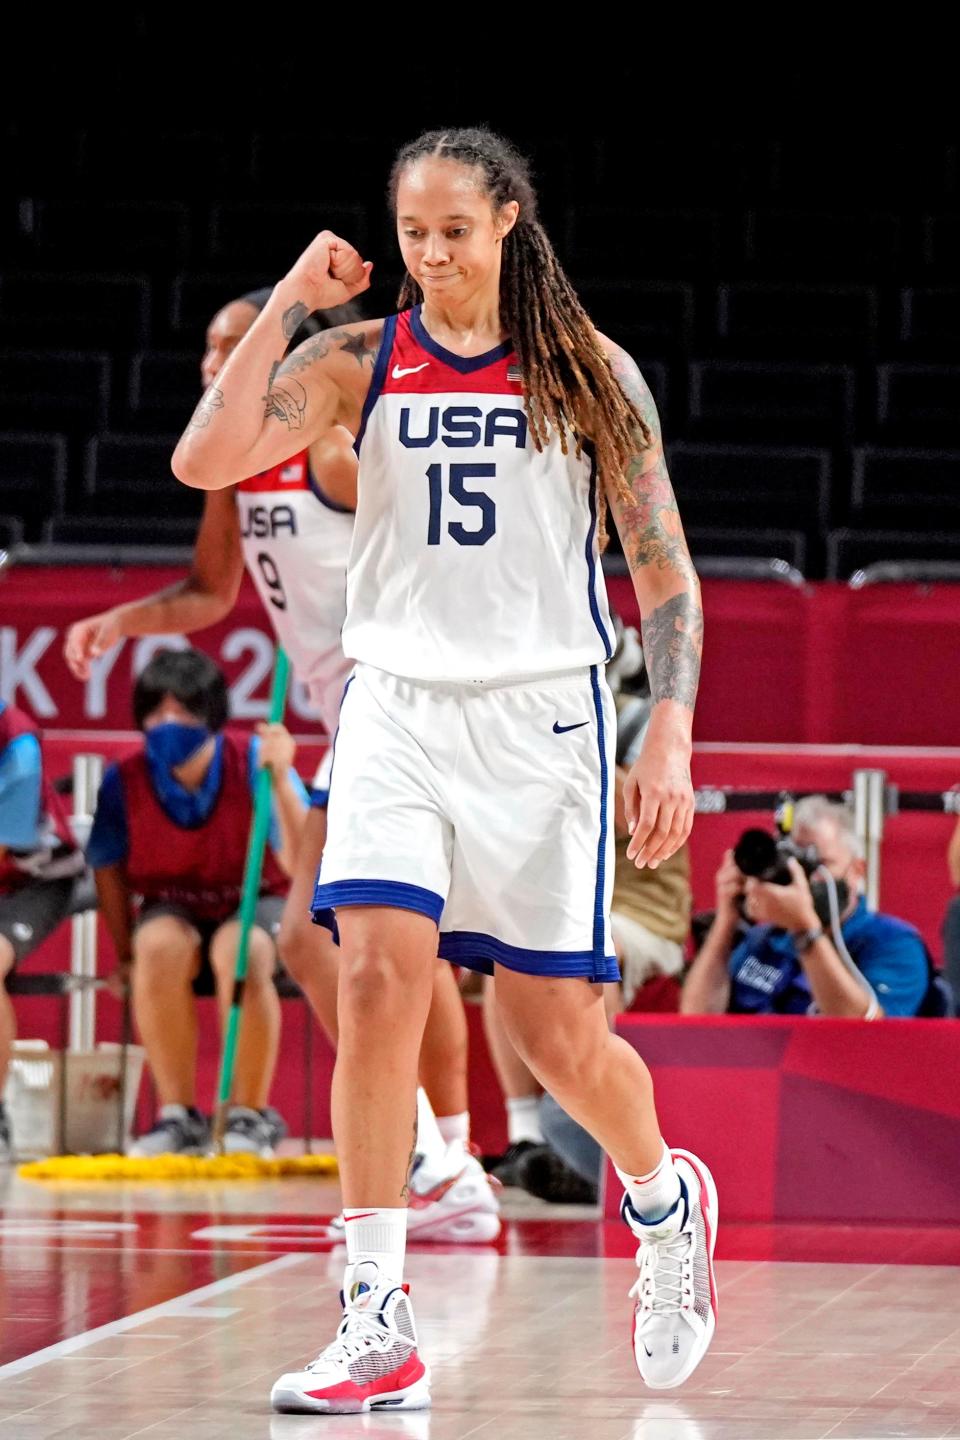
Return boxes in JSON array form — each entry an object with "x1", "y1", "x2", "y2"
[{"x1": 0, "y1": 1251, "x2": 308, "y2": 1378}]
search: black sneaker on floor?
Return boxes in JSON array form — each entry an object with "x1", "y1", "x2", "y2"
[
  {"x1": 515, "y1": 1143, "x2": 599, "y2": 1205},
  {"x1": 481, "y1": 1139, "x2": 540, "y2": 1186}
]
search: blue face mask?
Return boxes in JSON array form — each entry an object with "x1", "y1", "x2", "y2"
[{"x1": 143, "y1": 721, "x2": 211, "y2": 771}]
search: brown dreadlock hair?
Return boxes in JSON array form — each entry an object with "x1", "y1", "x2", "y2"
[{"x1": 389, "y1": 127, "x2": 655, "y2": 545}]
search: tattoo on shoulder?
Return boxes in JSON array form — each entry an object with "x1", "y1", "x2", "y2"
[
  {"x1": 608, "y1": 346, "x2": 662, "y2": 447},
  {"x1": 281, "y1": 301, "x2": 309, "y2": 340},
  {"x1": 339, "y1": 331, "x2": 377, "y2": 367},
  {"x1": 605, "y1": 346, "x2": 697, "y2": 582},
  {"x1": 186, "y1": 386, "x2": 224, "y2": 431},
  {"x1": 263, "y1": 377, "x2": 307, "y2": 430},
  {"x1": 641, "y1": 592, "x2": 703, "y2": 711},
  {"x1": 281, "y1": 327, "x2": 378, "y2": 377}
]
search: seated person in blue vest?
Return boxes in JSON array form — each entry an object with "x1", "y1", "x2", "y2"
[
  {"x1": 86, "y1": 647, "x2": 309, "y2": 1155},
  {"x1": 681, "y1": 796, "x2": 929, "y2": 1018},
  {"x1": 0, "y1": 701, "x2": 84, "y2": 1160}
]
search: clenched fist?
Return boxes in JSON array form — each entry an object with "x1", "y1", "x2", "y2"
[{"x1": 279, "y1": 231, "x2": 373, "y2": 322}]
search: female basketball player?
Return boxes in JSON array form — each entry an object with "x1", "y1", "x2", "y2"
[
  {"x1": 66, "y1": 293, "x2": 499, "y2": 1237},
  {"x1": 173, "y1": 127, "x2": 717, "y2": 1412}
]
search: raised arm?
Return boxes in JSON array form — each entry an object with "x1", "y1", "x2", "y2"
[
  {"x1": 64, "y1": 489, "x2": 245, "y2": 680},
  {"x1": 171, "y1": 232, "x2": 374, "y2": 491},
  {"x1": 603, "y1": 342, "x2": 703, "y2": 870}
]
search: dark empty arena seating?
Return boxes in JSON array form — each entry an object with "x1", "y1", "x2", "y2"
[
  {"x1": 80, "y1": 433, "x2": 201, "y2": 518},
  {"x1": 0, "y1": 433, "x2": 68, "y2": 534},
  {"x1": 1, "y1": 128, "x2": 958, "y2": 571}
]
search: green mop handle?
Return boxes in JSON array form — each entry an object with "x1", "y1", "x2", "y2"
[{"x1": 213, "y1": 647, "x2": 291, "y2": 1136}]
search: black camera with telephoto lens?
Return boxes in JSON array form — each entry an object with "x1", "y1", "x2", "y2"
[
  {"x1": 732, "y1": 829, "x2": 820, "y2": 886},
  {"x1": 733, "y1": 828, "x2": 848, "y2": 928}
]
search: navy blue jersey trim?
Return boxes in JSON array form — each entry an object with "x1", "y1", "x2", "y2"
[
  {"x1": 439, "y1": 929, "x2": 620, "y2": 981},
  {"x1": 306, "y1": 463, "x2": 355, "y2": 514},
  {"x1": 353, "y1": 314, "x2": 398, "y2": 455},
  {"x1": 410, "y1": 304, "x2": 512, "y2": 374}
]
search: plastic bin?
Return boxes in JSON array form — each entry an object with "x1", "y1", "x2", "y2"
[{"x1": 3, "y1": 1039, "x2": 145, "y2": 1157}]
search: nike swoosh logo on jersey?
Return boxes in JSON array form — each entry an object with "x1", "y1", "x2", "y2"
[
  {"x1": 392, "y1": 362, "x2": 429, "y2": 379},
  {"x1": 553, "y1": 721, "x2": 589, "y2": 734}
]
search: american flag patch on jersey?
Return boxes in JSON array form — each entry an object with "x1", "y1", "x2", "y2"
[{"x1": 507, "y1": 364, "x2": 523, "y2": 385}]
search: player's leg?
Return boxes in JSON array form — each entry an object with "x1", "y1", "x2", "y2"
[
  {"x1": 272, "y1": 667, "x2": 449, "y2": 1414},
  {"x1": 480, "y1": 972, "x2": 544, "y2": 1179},
  {"x1": 276, "y1": 803, "x2": 341, "y2": 1044},
  {"x1": 333, "y1": 905, "x2": 436, "y2": 1203},
  {"x1": 272, "y1": 904, "x2": 435, "y2": 1415},
  {"x1": 129, "y1": 910, "x2": 207, "y2": 1155},
  {"x1": 495, "y1": 964, "x2": 717, "y2": 1389},
  {"x1": 451, "y1": 667, "x2": 716, "y2": 1390},
  {"x1": 404, "y1": 959, "x2": 501, "y2": 1242},
  {"x1": 494, "y1": 969, "x2": 663, "y2": 1171},
  {"x1": 419, "y1": 956, "x2": 468, "y2": 1136}
]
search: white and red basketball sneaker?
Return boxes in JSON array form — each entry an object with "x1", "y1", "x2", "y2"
[
  {"x1": 326, "y1": 1148, "x2": 501, "y2": 1245},
  {"x1": 622, "y1": 1148, "x2": 719, "y2": 1390},
  {"x1": 270, "y1": 1261, "x2": 430, "y2": 1414}
]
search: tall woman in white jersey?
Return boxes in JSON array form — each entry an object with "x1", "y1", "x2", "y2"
[
  {"x1": 65, "y1": 294, "x2": 496, "y2": 1233},
  {"x1": 173, "y1": 127, "x2": 719, "y2": 1410}
]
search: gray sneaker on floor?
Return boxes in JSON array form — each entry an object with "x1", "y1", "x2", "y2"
[
  {"x1": 129, "y1": 1104, "x2": 208, "y2": 1157},
  {"x1": 223, "y1": 1105, "x2": 286, "y2": 1157}
]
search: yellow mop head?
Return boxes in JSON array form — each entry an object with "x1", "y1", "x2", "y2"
[{"x1": 18, "y1": 1152, "x2": 338, "y2": 1182}]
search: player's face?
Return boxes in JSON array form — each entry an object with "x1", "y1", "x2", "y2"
[
  {"x1": 200, "y1": 301, "x2": 259, "y2": 389},
  {"x1": 396, "y1": 158, "x2": 519, "y2": 303}
]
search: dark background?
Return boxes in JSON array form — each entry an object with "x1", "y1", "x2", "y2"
[{"x1": 2, "y1": 25, "x2": 958, "y2": 578}]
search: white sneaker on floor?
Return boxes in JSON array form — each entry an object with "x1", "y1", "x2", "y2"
[
  {"x1": 623, "y1": 1148, "x2": 719, "y2": 1390},
  {"x1": 326, "y1": 1147, "x2": 501, "y2": 1244},
  {"x1": 270, "y1": 1261, "x2": 430, "y2": 1414}
]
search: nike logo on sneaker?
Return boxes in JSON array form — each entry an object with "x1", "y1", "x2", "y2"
[
  {"x1": 643, "y1": 1343, "x2": 653, "y2": 1357},
  {"x1": 553, "y1": 721, "x2": 588, "y2": 734},
  {"x1": 392, "y1": 362, "x2": 429, "y2": 379}
]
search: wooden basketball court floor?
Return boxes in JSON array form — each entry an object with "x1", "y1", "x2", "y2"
[{"x1": 0, "y1": 1169, "x2": 958, "y2": 1439}]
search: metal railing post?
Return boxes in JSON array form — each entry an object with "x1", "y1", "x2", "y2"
[{"x1": 69, "y1": 754, "x2": 103, "y2": 1053}]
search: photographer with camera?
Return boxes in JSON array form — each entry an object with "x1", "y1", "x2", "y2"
[{"x1": 682, "y1": 797, "x2": 929, "y2": 1019}]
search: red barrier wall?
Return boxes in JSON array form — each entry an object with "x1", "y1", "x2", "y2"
[
  {"x1": 2, "y1": 568, "x2": 959, "y2": 745},
  {"x1": 605, "y1": 1015, "x2": 960, "y2": 1224}
]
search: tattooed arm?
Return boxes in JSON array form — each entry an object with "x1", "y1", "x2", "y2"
[
  {"x1": 601, "y1": 339, "x2": 703, "y2": 870},
  {"x1": 171, "y1": 230, "x2": 375, "y2": 490}
]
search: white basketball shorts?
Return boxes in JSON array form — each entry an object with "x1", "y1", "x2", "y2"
[{"x1": 312, "y1": 663, "x2": 618, "y2": 981}]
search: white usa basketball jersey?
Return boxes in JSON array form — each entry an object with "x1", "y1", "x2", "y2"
[
  {"x1": 236, "y1": 452, "x2": 354, "y2": 736},
  {"x1": 343, "y1": 306, "x2": 615, "y2": 681}
]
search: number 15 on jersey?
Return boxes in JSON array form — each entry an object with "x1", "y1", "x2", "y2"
[{"x1": 426, "y1": 463, "x2": 496, "y2": 547}]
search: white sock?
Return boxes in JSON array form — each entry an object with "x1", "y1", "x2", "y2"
[
  {"x1": 436, "y1": 1110, "x2": 470, "y2": 1149},
  {"x1": 506, "y1": 1094, "x2": 543, "y2": 1146},
  {"x1": 415, "y1": 1087, "x2": 447, "y2": 1166},
  {"x1": 343, "y1": 1207, "x2": 407, "y2": 1288},
  {"x1": 615, "y1": 1144, "x2": 681, "y2": 1223}
]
